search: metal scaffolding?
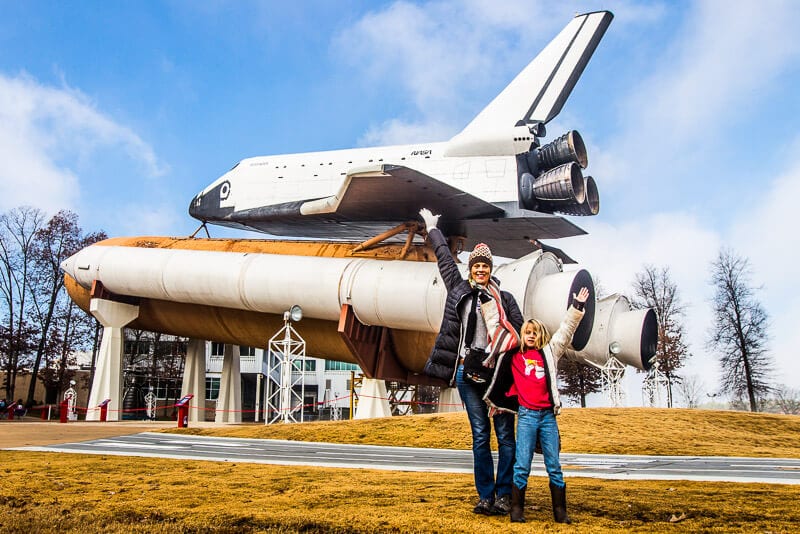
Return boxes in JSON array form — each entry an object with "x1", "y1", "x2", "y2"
[
  {"x1": 642, "y1": 363, "x2": 671, "y2": 408},
  {"x1": 265, "y1": 307, "x2": 306, "y2": 424},
  {"x1": 386, "y1": 381, "x2": 417, "y2": 415},
  {"x1": 588, "y1": 356, "x2": 626, "y2": 408}
]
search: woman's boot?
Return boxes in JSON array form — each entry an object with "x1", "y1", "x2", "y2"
[
  {"x1": 549, "y1": 482, "x2": 572, "y2": 524},
  {"x1": 510, "y1": 485, "x2": 526, "y2": 523}
]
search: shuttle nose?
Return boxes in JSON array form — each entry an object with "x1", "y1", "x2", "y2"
[
  {"x1": 189, "y1": 192, "x2": 204, "y2": 219},
  {"x1": 60, "y1": 254, "x2": 76, "y2": 278}
]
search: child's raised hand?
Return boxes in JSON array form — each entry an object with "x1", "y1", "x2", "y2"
[{"x1": 574, "y1": 287, "x2": 589, "y2": 304}]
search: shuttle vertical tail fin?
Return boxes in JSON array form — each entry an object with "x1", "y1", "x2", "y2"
[{"x1": 446, "y1": 11, "x2": 613, "y2": 157}]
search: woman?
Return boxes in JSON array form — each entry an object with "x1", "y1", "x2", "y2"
[
  {"x1": 419, "y1": 208, "x2": 523, "y2": 516},
  {"x1": 485, "y1": 287, "x2": 589, "y2": 524}
]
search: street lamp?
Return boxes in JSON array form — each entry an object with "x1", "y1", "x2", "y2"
[{"x1": 284, "y1": 305, "x2": 303, "y2": 323}]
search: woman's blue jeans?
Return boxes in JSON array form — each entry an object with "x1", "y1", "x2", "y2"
[
  {"x1": 456, "y1": 365, "x2": 515, "y2": 500},
  {"x1": 513, "y1": 405, "x2": 564, "y2": 488}
]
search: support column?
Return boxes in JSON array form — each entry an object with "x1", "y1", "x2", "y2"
[
  {"x1": 216, "y1": 344, "x2": 242, "y2": 423},
  {"x1": 354, "y1": 378, "x2": 392, "y2": 419},
  {"x1": 87, "y1": 299, "x2": 139, "y2": 421},
  {"x1": 437, "y1": 387, "x2": 464, "y2": 413},
  {"x1": 255, "y1": 373, "x2": 262, "y2": 423},
  {"x1": 181, "y1": 339, "x2": 207, "y2": 423}
]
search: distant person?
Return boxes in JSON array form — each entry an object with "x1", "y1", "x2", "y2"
[
  {"x1": 14, "y1": 399, "x2": 26, "y2": 419},
  {"x1": 485, "y1": 286, "x2": 589, "y2": 524},
  {"x1": 419, "y1": 208, "x2": 523, "y2": 516},
  {"x1": 0, "y1": 398, "x2": 6, "y2": 419}
]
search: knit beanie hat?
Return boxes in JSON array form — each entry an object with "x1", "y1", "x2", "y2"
[{"x1": 468, "y1": 243, "x2": 493, "y2": 270}]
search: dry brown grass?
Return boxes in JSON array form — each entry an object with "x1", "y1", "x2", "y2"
[
  {"x1": 1, "y1": 407, "x2": 799, "y2": 533},
  {"x1": 2, "y1": 451, "x2": 798, "y2": 533}
]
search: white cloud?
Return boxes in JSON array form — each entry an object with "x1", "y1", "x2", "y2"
[
  {"x1": 729, "y1": 154, "x2": 800, "y2": 291},
  {"x1": 0, "y1": 125, "x2": 79, "y2": 213},
  {"x1": 559, "y1": 212, "x2": 722, "y2": 391},
  {"x1": 611, "y1": 1, "x2": 800, "y2": 189},
  {"x1": 357, "y1": 118, "x2": 455, "y2": 146},
  {"x1": 334, "y1": 0, "x2": 588, "y2": 145},
  {"x1": 115, "y1": 203, "x2": 182, "y2": 236},
  {"x1": 564, "y1": 1, "x2": 800, "y2": 397},
  {"x1": 726, "y1": 143, "x2": 800, "y2": 389},
  {"x1": 0, "y1": 72, "x2": 167, "y2": 214},
  {"x1": 557, "y1": 147, "x2": 800, "y2": 396},
  {"x1": 335, "y1": 0, "x2": 673, "y2": 148}
]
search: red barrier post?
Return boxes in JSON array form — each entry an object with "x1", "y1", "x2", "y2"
[
  {"x1": 59, "y1": 400, "x2": 69, "y2": 423},
  {"x1": 175, "y1": 394, "x2": 194, "y2": 428},
  {"x1": 98, "y1": 399, "x2": 111, "y2": 422},
  {"x1": 6, "y1": 404, "x2": 15, "y2": 420},
  {"x1": 177, "y1": 405, "x2": 188, "y2": 428},
  {"x1": 41, "y1": 405, "x2": 48, "y2": 420}
]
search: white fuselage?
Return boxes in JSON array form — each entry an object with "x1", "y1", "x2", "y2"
[{"x1": 200, "y1": 139, "x2": 529, "y2": 213}]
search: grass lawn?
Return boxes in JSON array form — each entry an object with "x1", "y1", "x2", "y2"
[{"x1": 1, "y1": 408, "x2": 798, "y2": 533}]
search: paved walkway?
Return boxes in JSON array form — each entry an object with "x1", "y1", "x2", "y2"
[
  {"x1": 12, "y1": 430, "x2": 800, "y2": 484},
  {"x1": 0, "y1": 420, "x2": 208, "y2": 448}
]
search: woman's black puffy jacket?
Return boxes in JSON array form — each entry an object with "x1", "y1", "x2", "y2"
[{"x1": 423, "y1": 228, "x2": 523, "y2": 386}]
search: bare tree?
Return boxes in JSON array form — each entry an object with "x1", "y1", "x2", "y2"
[
  {"x1": 40, "y1": 296, "x2": 99, "y2": 403},
  {"x1": 591, "y1": 274, "x2": 608, "y2": 299},
  {"x1": 25, "y1": 210, "x2": 106, "y2": 406},
  {"x1": 631, "y1": 265, "x2": 690, "y2": 407},
  {"x1": 771, "y1": 385, "x2": 800, "y2": 415},
  {"x1": 676, "y1": 374, "x2": 704, "y2": 408},
  {"x1": 707, "y1": 248, "x2": 773, "y2": 412},
  {"x1": 558, "y1": 357, "x2": 602, "y2": 407},
  {"x1": 0, "y1": 207, "x2": 45, "y2": 401}
]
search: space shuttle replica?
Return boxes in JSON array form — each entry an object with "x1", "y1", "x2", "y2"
[{"x1": 62, "y1": 10, "x2": 657, "y2": 420}]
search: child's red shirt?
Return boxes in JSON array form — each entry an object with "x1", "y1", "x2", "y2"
[{"x1": 507, "y1": 348, "x2": 552, "y2": 409}]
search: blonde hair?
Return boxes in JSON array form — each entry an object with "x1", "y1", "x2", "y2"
[{"x1": 520, "y1": 319, "x2": 551, "y2": 350}]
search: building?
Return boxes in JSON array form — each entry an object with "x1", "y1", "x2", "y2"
[{"x1": 205, "y1": 342, "x2": 359, "y2": 422}]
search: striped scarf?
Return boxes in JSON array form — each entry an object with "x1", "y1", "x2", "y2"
[{"x1": 479, "y1": 280, "x2": 520, "y2": 367}]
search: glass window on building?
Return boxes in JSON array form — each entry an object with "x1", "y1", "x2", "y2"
[
  {"x1": 206, "y1": 377, "x2": 220, "y2": 400},
  {"x1": 124, "y1": 340, "x2": 150, "y2": 355},
  {"x1": 239, "y1": 346, "x2": 256, "y2": 357},
  {"x1": 304, "y1": 394, "x2": 317, "y2": 411},
  {"x1": 325, "y1": 360, "x2": 360, "y2": 372},
  {"x1": 154, "y1": 380, "x2": 181, "y2": 400},
  {"x1": 211, "y1": 342, "x2": 224, "y2": 358},
  {"x1": 290, "y1": 359, "x2": 316, "y2": 372}
]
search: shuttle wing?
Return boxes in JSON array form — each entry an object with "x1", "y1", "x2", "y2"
[
  {"x1": 212, "y1": 164, "x2": 584, "y2": 258},
  {"x1": 456, "y1": 215, "x2": 584, "y2": 261},
  {"x1": 299, "y1": 165, "x2": 504, "y2": 221}
]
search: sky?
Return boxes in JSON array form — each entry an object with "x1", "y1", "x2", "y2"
[{"x1": 2, "y1": 0, "x2": 799, "y2": 406}]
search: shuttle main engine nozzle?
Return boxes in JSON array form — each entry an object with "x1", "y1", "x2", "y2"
[
  {"x1": 537, "y1": 130, "x2": 588, "y2": 170},
  {"x1": 518, "y1": 130, "x2": 600, "y2": 217},
  {"x1": 565, "y1": 294, "x2": 658, "y2": 371}
]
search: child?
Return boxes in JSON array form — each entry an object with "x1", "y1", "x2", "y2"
[{"x1": 487, "y1": 287, "x2": 588, "y2": 524}]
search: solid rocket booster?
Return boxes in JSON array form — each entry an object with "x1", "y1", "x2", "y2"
[{"x1": 61, "y1": 237, "x2": 654, "y2": 379}]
